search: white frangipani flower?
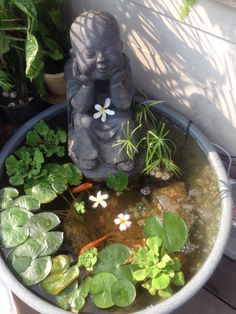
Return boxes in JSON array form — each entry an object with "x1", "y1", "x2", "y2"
[
  {"x1": 114, "y1": 213, "x2": 132, "y2": 231},
  {"x1": 93, "y1": 98, "x2": 115, "y2": 123},
  {"x1": 89, "y1": 191, "x2": 108, "y2": 208}
]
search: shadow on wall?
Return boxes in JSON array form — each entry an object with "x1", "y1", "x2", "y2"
[{"x1": 67, "y1": 0, "x2": 236, "y2": 154}]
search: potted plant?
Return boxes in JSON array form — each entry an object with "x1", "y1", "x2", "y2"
[
  {"x1": 0, "y1": 0, "x2": 46, "y2": 126},
  {"x1": 0, "y1": 100, "x2": 232, "y2": 314},
  {"x1": 35, "y1": 0, "x2": 69, "y2": 102}
]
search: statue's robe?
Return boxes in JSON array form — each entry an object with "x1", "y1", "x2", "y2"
[{"x1": 65, "y1": 52, "x2": 137, "y2": 167}]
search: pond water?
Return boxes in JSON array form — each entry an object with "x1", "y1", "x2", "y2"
[{"x1": 0, "y1": 111, "x2": 222, "y2": 313}]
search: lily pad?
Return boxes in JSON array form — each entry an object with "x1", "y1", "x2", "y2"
[
  {"x1": 94, "y1": 244, "x2": 131, "y2": 274},
  {"x1": 8, "y1": 237, "x2": 47, "y2": 273},
  {"x1": 41, "y1": 264, "x2": 80, "y2": 295},
  {"x1": 90, "y1": 272, "x2": 117, "y2": 309},
  {"x1": 144, "y1": 213, "x2": 188, "y2": 253},
  {"x1": 20, "y1": 256, "x2": 52, "y2": 286},
  {"x1": 0, "y1": 207, "x2": 33, "y2": 248},
  {"x1": 111, "y1": 279, "x2": 136, "y2": 307},
  {"x1": 0, "y1": 187, "x2": 19, "y2": 210},
  {"x1": 62, "y1": 163, "x2": 82, "y2": 185},
  {"x1": 26, "y1": 212, "x2": 60, "y2": 236},
  {"x1": 12, "y1": 195, "x2": 40, "y2": 211},
  {"x1": 38, "y1": 232, "x2": 64, "y2": 256}
]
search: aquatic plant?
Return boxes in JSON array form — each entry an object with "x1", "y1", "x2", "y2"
[
  {"x1": 143, "y1": 123, "x2": 180, "y2": 175},
  {"x1": 5, "y1": 120, "x2": 67, "y2": 186},
  {"x1": 112, "y1": 121, "x2": 142, "y2": 160},
  {"x1": 106, "y1": 171, "x2": 128, "y2": 192},
  {"x1": 136, "y1": 100, "x2": 163, "y2": 127}
]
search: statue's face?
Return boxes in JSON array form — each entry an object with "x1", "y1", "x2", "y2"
[{"x1": 74, "y1": 34, "x2": 124, "y2": 80}]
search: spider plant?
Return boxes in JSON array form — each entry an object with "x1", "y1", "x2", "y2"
[
  {"x1": 112, "y1": 121, "x2": 142, "y2": 160},
  {"x1": 135, "y1": 100, "x2": 163, "y2": 127},
  {"x1": 143, "y1": 123, "x2": 180, "y2": 175}
]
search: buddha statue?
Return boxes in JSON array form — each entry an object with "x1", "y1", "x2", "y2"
[{"x1": 65, "y1": 10, "x2": 142, "y2": 180}]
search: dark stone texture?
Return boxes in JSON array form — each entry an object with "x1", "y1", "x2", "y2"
[{"x1": 65, "y1": 10, "x2": 142, "y2": 180}]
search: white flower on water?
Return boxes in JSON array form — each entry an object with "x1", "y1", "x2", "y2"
[
  {"x1": 114, "y1": 213, "x2": 132, "y2": 231},
  {"x1": 93, "y1": 98, "x2": 115, "y2": 123},
  {"x1": 89, "y1": 191, "x2": 108, "y2": 208}
]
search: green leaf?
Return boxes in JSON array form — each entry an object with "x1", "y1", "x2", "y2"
[
  {"x1": 78, "y1": 247, "x2": 98, "y2": 271},
  {"x1": 0, "y1": 32, "x2": 10, "y2": 54},
  {"x1": 38, "y1": 231, "x2": 63, "y2": 256},
  {"x1": 50, "y1": 255, "x2": 71, "y2": 275},
  {"x1": 151, "y1": 273, "x2": 170, "y2": 290},
  {"x1": 25, "y1": 182, "x2": 57, "y2": 203},
  {"x1": 162, "y1": 212, "x2": 188, "y2": 253},
  {"x1": 12, "y1": 0, "x2": 37, "y2": 20},
  {"x1": 146, "y1": 236, "x2": 162, "y2": 256},
  {"x1": 144, "y1": 213, "x2": 188, "y2": 253},
  {"x1": 172, "y1": 271, "x2": 185, "y2": 286},
  {"x1": 40, "y1": 264, "x2": 80, "y2": 295},
  {"x1": 12, "y1": 195, "x2": 40, "y2": 211},
  {"x1": 106, "y1": 171, "x2": 128, "y2": 192},
  {"x1": 111, "y1": 279, "x2": 136, "y2": 307},
  {"x1": 74, "y1": 201, "x2": 86, "y2": 214},
  {"x1": 0, "y1": 207, "x2": 32, "y2": 247},
  {"x1": 62, "y1": 163, "x2": 82, "y2": 186},
  {"x1": 26, "y1": 131, "x2": 42, "y2": 146},
  {"x1": 158, "y1": 286, "x2": 173, "y2": 298},
  {"x1": 0, "y1": 225, "x2": 29, "y2": 248},
  {"x1": 20, "y1": 256, "x2": 52, "y2": 286},
  {"x1": 8, "y1": 237, "x2": 47, "y2": 273},
  {"x1": 132, "y1": 269, "x2": 147, "y2": 281},
  {"x1": 94, "y1": 244, "x2": 131, "y2": 274},
  {"x1": 34, "y1": 120, "x2": 49, "y2": 137},
  {"x1": 90, "y1": 272, "x2": 117, "y2": 309},
  {"x1": 144, "y1": 216, "x2": 164, "y2": 239},
  {"x1": 25, "y1": 33, "x2": 44, "y2": 80},
  {"x1": 115, "y1": 264, "x2": 138, "y2": 284},
  {"x1": 45, "y1": 164, "x2": 68, "y2": 194},
  {"x1": 0, "y1": 68, "x2": 14, "y2": 91},
  {"x1": 26, "y1": 212, "x2": 60, "y2": 236},
  {"x1": 0, "y1": 187, "x2": 19, "y2": 210}
]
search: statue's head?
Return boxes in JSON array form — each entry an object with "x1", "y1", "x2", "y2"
[{"x1": 70, "y1": 10, "x2": 124, "y2": 80}]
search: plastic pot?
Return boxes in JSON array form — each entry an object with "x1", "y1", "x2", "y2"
[{"x1": 0, "y1": 102, "x2": 232, "y2": 314}]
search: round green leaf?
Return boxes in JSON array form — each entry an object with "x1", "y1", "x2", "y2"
[
  {"x1": 90, "y1": 272, "x2": 117, "y2": 309},
  {"x1": 26, "y1": 212, "x2": 60, "y2": 236},
  {"x1": 45, "y1": 164, "x2": 68, "y2": 194},
  {"x1": 0, "y1": 207, "x2": 33, "y2": 226},
  {"x1": 132, "y1": 269, "x2": 147, "y2": 282},
  {"x1": 12, "y1": 195, "x2": 40, "y2": 211},
  {"x1": 111, "y1": 280, "x2": 136, "y2": 307},
  {"x1": 163, "y1": 212, "x2": 188, "y2": 253},
  {"x1": 144, "y1": 216, "x2": 164, "y2": 239},
  {"x1": 38, "y1": 231, "x2": 64, "y2": 256},
  {"x1": 0, "y1": 187, "x2": 19, "y2": 210},
  {"x1": 26, "y1": 182, "x2": 57, "y2": 204},
  {"x1": 20, "y1": 256, "x2": 52, "y2": 286},
  {"x1": 8, "y1": 237, "x2": 47, "y2": 273},
  {"x1": 62, "y1": 163, "x2": 82, "y2": 185},
  {"x1": 94, "y1": 244, "x2": 131, "y2": 274},
  {"x1": 0, "y1": 225, "x2": 29, "y2": 248}
]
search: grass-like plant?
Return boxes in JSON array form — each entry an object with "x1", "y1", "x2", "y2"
[
  {"x1": 135, "y1": 100, "x2": 163, "y2": 127},
  {"x1": 143, "y1": 123, "x2": 180, "y2": 175},
  {"x1": 112, "y1": 121, "x2": 142, "y2": 160}
]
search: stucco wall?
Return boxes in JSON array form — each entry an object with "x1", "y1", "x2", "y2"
[{"x1": 67, "y1": 0, "x2": 236, "y2": 158}]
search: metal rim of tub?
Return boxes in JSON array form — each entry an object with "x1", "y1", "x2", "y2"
[{"x1": 0, "y1": 101, "x2": 232, "y2": 314}]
